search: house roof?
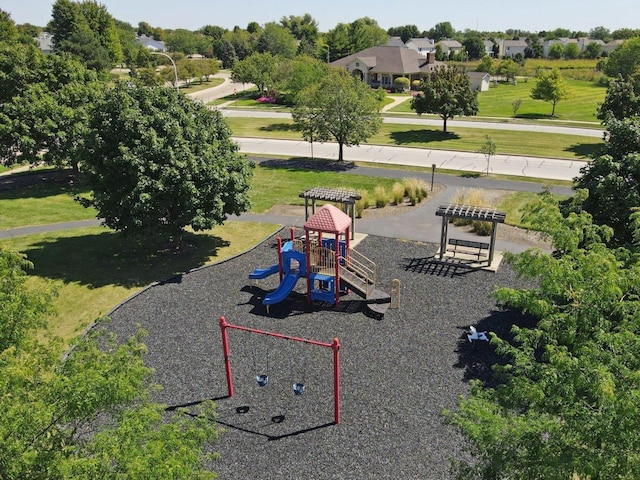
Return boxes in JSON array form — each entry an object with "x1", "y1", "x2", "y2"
[
  {"x1": 136, "y1": 34, "x2": 167, "y2": 52},
  {"x1": 503, "y1": 39, "x2": 528, "y2": 48},
  {"x1": 406, "y1": 38, "x2": 434, "y2": 49},
  {"x1": 437, "y1": 39, "x2": 462, "y2": 48},
  {"x1": 304, "y1": 205, "x2": 351, "y2": 234},
  {"x1": 387, "y1": 36, "x2": 406, "y2": 47},
  {"x1": 332, "y1": 46, "x2": 443, "y2": 75}
]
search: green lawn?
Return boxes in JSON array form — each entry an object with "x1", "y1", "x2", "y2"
[
  {"x1": 0, "y1": 222, "x2": 280, "y2": 342},
  {"x1": 391, "y1": 78, "x2": 606, "y2": 123},
  {"x1": 226, "y1": 117, "x2": 602, "y2": 160}
]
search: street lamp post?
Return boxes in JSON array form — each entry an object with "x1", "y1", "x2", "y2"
[{"x1": 151, "y1": 51, "x2": 179, "y2": 92}]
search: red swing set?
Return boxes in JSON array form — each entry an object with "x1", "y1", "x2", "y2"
[{"x1": 219, "y1": 316, "x2": 341, "y2": 424}]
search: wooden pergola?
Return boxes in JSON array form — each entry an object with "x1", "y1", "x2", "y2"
[
  {"x1": 299, "y1": 187, "x2": 361, "y2": 240},
  {"x1": 435, "y1": 204, "x2": 507, "y2": 265}
]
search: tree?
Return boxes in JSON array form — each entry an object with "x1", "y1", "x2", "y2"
[
  {"x1": 80, "y1": 82, "x2": 253, "y2": 246},
  {"x1": 573, "y1": 115, "x2": 640, "y2": 247},
  {"x1": 605, "y1": 36, "x2": 640, "y2": 78},
  {"x1": 589, "y1": 25, "x2": 611, "y2": 42},
  {"x1": 349, "y1": 17, "x2": 388, "y2": 52},
  {"x1": 214, "y1": 38, "x2": 237, "y2": 69},
  {"x1": 495, "y1": 58, "x2": 520, "y2": 80},
  {"x1": 0, "y1": 9, "x2": 18, "y2": 43},
  {"x1": 231, "y1": 52, "x2": 281, "y2": 94},
  {"x1": 476, "y1": 55, "x2": 494, "y2": 74},
  {"x1": 446, "y1": 189, "x2": 640, "y2": 479},
  {"x1": 256, "y1": 22, "x2": 297, "y2": 58},
  {"x1": 564, "y1": 42, "x2": 580, "y2": 59},
  {"x1": 548, "y1": 42, "x2": 565, "y2": 59},
  {"x1": 597, "y1": 71, "x2": 640, "y2": 122},
  {"x1": 292, "y1": 68, "x2": 382, "y2": 161},
  {"x1": 479, "y1": 135, "x2": 496, "y2": 175},
  {"x1": 49, "y1": 0, "x2": 122, "y2": 68},
  {"x1": 411, "y1": 66, "x2": 479, "y2": 133},
  {"x1": 282, "y1": 55, "x2": 331, "y2": 101},
  {"x1": 462, "y1": 36, "x2": 486, "y2": 60},
  {"x1": 0, "y1": 43, "x2": 103, "y2": 171},
  {"x1": 428, "y1": 21, "x2": 455, "y2": 42},
  {"x1": 280, "y1": 13, "x2": 318, "y2": 44},
  {"x1": 530, "y1": 68, "x2": 572, "y2": 117},
  {"x1": 584, "y1": 41, "x2": 603, "y2": 59},
  {"x1": 387, "y1": 24, "x2": 419, "y2": 43},
  {"x1": 0, "y1": 247, "x2": 220, "y2": 478}
]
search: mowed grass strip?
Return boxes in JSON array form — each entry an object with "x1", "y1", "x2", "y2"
[
  {"x1": 227, "y1": 117, "x2": 602, "y2": 160},
  {"x1": 0, "y1": 182, "x2": 96, "y2": 230}
]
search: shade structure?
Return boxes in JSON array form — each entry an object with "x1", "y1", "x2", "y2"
[{"x1": 304, "y1": 204, "x2": 352, "y2": 234}]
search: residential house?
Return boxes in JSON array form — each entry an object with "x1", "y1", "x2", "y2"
[
  {"x1": 501, "y1": 39, "x2": 528, "y2": 58},
  {"x1": 436, "y1": 39, "x2": 463, "y2": 59},
  {"x1": 542, "y1": 37, "x2": 578, "y2": 57},
  {"x1": 577, "y1": 37, "x2": 605, "y2": 53},
  {"x1": 330, "y1": 46, "x2": 443, "y2": 89},
  {"x1": 386, "y1": 36, "x2": 406, "y2": 47},
  {"x1": 603, "y1": 39, "x2": 625, "y2": 55},
  {"x1": 405, "y1": 38, "x2": 436, "y2": 57},
  {"x1": 483, "y1": 39, "x2": 496, "y2": 57},
  {"x1": 136, "y1": 34, "x2": 167, "y2": 52},
  {"x1": 34, "y1": 32, "x2": 54, "y2": 54},
  {"x1": 467, "y1": 71, "x2": 490, "y2": 92}
]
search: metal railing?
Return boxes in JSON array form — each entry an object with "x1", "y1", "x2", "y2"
[{"x1": 340, "y1": 249, "x2": 376, "y2": 286}]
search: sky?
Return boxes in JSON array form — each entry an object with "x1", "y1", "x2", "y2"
[{"x1": 4, "y1": 0, "x2": 638, "y2": 34}]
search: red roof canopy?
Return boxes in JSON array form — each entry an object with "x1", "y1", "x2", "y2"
[{"x1": 304, "y1": 204, "x2": 351, "y2": 234}]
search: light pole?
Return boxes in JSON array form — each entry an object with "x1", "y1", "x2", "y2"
[{"x1": 151, "y1": 51, "x2": 179, "y2": 92}]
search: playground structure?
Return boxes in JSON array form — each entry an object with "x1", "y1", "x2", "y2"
[
  {"x1": 248, "y1": 204, "x2": 391, "y2": 316},
  {"x1": 219, "y1": 316, "x2": 341, "y2": 424}
]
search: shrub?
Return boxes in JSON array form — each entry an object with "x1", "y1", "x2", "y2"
[
  {"x1": 471, "y1": 220, "x2": 492, "y2": 236},
  {"x1": 391, "y1": 182, "x2": 405, "y2": 205},
  {"x1": 393, "y1": 76, "x2": 410, "y2": 91},
  {"x1": 355, "y1": 189, "x2": 370, "y2": 217},
  {"x1": 411, "y1": 79, "x2": 422, "y2": 90},
  {"x1": 374, "y1": 185, "x2": 387, "y2": 208}
]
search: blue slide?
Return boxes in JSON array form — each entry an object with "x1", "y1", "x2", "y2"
[
  {"x1": 248, "y1": 264, "x2": 279, "y2": 280},
  {"x1": 263, "y1": 271, "x2": 303, "y2": 306}
]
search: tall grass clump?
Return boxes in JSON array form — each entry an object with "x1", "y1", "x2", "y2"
[
  {"x1": 355, "y1": 189, "x2": 370, "y2": 217},
  {"x1": 450, "y1": 188, "x2": 493, "y2": 231},
  {"x1": 392, "y1": 182, "x2": 405, "y2": 205},
  {"x1": 374, "y1": 185, "x2": 388, "y2": 208},
  {"x1": 402, "y1": 177, "x2": 429, "y2": 205}
]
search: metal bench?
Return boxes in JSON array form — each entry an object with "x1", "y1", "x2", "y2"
[{"x1": 447, "y1": 238, "x2": 489, "y2": 261}]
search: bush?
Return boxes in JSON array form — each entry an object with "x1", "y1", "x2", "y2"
[
  {"x1": 374, "y1": 185, "x2": 387, "y2": 208},
  {"x1": 402, "y1": 177, "x2": 428, "y2": 205},
  {"x1": 393, "y1": 76, "x2": 410, "y2": 91},
  {"x1": 471, "y1": 220, "x2": 492, "y2": 236},
  {"x1": 411, "y1": 79, "x2": 422, "y2": 90},
  {"x1": 355, "y1": 189, "x2": 370, "y2": 217}
]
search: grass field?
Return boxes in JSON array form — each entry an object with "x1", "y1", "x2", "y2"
[
  {"x1": 390, "y1": 78, "x2": 606, "y2": 123},
  {"x1": 226, "y1": 117, "x2": 602, "y2": 160}
]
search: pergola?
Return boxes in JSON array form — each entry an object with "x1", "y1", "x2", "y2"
[
  {"x1": 435, "y1": 204, "x2": 507, "y2": 265},
  {"x1": 299, "y1": 187, "x2": 361, "y2": 240}
]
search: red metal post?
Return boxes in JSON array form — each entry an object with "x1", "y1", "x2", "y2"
[
  {"x1": 219, "y1": 316, "x2": 234, "y2": 397},
  {"x1": 334, "y1": 233, "x2": 340, "y2": 305},
  {"x1": 332, "y1": 337, "x2": 341, "y2": 424}
]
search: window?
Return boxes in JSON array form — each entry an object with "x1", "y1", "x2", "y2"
[{"x1": 381, "y1": 74, "x2": 390, "y2": 85}]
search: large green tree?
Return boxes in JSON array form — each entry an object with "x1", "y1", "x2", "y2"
[
  {"x1": 80, "y1": 82, "x2": 253, "y2": 245},
  {"x1": 292, "y1": 68, "x2": 382, "y2": 161},
  {"x1": 530, "y1": 68, "x2": 572, "y2": 117},
  {"x1": 446, "y1": 190, "x2": 640, "y2": 479},
  {"x1": 0, "y1": 247, "x2": 219, "y2": 478},
  {"x1": 256, "y1": 22, "x2": 297, "y2": 58},
  {"x1": 605, "y1": 36, "x2": 640, "y2": 78},
  {"x1": 49, "y1": 0, "x2": 122, "y2": 69},
  {"x1": 231, "y1": 51, "x2": 281, "y2": 94},
  {"x1": 411, "y1": 66, "x2": 479, "y2": 132},
  {"x1": 597, "y1": 71, "x2": 640, "y2": 122},
  {"x1": 0, "y1": 42, "x2": 103, "y2": 171}
]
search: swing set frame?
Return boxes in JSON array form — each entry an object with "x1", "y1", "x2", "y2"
[{"x1": 219, "y1": 316, "x2": 341, "y2": 424}]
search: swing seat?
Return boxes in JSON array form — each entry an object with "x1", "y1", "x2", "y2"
[
  {"x1": 256, "y1": 374, "x2": 269, "y2": 387},
  {"x1": 292, "y1": 382, "x2": 305, "y2": 395}
]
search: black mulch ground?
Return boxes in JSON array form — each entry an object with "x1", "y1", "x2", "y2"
[{"x1": 105, "y1": 231, "x2": 531, "y2": 480}]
